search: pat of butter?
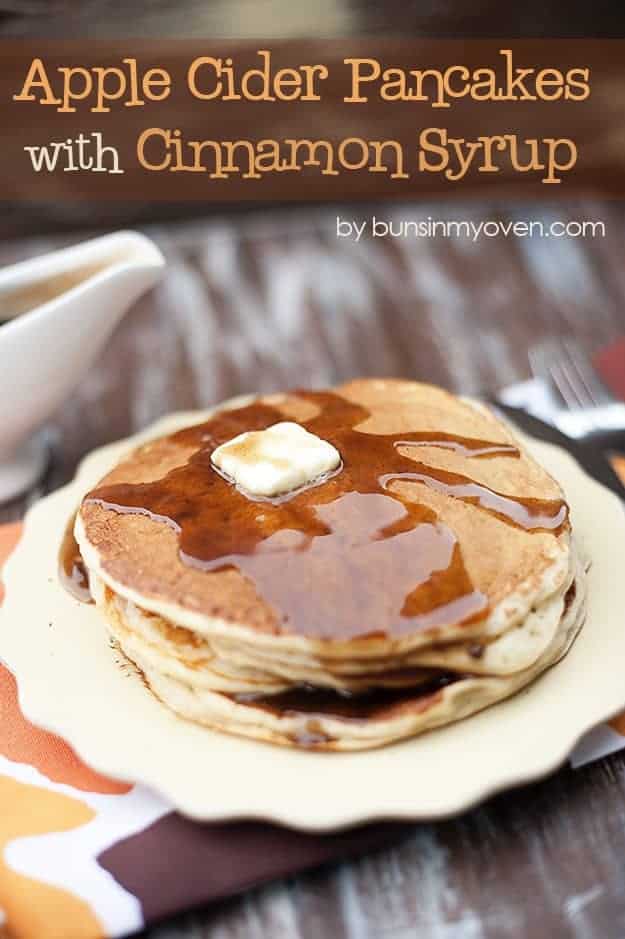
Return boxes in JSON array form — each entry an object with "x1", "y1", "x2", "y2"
[{"x1": 211, "y1": 421, "x2": 341, "y2": 497}]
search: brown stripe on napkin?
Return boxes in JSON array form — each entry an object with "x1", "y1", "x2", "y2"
[{"x1": 98, "y1": 816, "x2": 406, "y2": 925}]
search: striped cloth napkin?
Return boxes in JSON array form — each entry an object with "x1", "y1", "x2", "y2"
[{"x1": 2, "y1": 353, "x2": 625, "y2": 938}]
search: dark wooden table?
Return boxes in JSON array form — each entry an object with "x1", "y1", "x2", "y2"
[{"x1": 2, "y1": 200, "x2": 625, "y2": 938}]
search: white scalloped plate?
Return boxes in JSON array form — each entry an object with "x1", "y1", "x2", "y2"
[{"x1": 2, "y1": 411, "x2": 625, "y2": 832}]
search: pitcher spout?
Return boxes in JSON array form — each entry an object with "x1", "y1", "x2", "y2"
[{"x1": 0, "y1": 230, "x2": 165, "y2": 500}]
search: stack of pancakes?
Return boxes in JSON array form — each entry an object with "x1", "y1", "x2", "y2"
[{"x1": 73, "y1": 379, "x2": 587, "y2": 750}]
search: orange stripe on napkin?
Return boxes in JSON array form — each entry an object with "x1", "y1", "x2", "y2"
[
  {"x1": 0, "y1": 522, "x2": 130, "y2": 795},
  {"x1": 0, "y1": 775, "x2": 104, "y2": 939},
  {"x1": 0, "y1": 523, "x2": 23, "y2": 604}
]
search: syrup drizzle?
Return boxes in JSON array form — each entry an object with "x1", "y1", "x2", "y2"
[
  {"x1": 379, "y1": 463, "x2": 568, "y2": 532},
  {"x1": 77, "y1": 391, "x2": 567, "y2": 640},
  {"x1": 394, "y1": 435, "x2": 520, "y2": 459}
]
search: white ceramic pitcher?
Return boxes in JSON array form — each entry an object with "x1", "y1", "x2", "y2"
[{"x1": 0, "y1": 230, "x2": 165, "y2": 501}]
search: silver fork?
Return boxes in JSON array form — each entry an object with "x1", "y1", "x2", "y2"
[{"x1": 529, "y1": 338, "x2": 625, "y2": 439}]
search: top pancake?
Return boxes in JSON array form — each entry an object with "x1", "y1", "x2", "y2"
[{"x1": 76, "y1": 379, "x2": 571, "y2": 654}]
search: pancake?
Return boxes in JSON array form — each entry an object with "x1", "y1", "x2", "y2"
[
  {"x1": 70, "y1": 378, "x2": 585, "y2": 750},
  {"x1": 120, "y1": 550, "x2": 587, "y2": 751},
  {"x1": 91, "y1": 543, "x2": 576, "y2": 696}
]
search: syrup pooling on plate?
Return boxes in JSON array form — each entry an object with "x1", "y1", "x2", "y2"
[
  {"x1": 83, "y1": 391, "x2": 568, "y2": 640},
  {"x1": 59, "y1": 514, "x2": 93, "y2": 603}
]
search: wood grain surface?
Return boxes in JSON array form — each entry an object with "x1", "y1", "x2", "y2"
[{"x1": 2, "y1": 200, "x2": 625, "y2": 938}]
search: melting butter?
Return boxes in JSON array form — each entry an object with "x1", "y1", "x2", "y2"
[{"x1": 211, "y1": 421, "x2": 341, "y2": 498}]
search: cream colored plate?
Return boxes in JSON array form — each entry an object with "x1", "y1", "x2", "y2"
[{"x1": 2, "y1": 410, "x2": 624, "y2": 831}]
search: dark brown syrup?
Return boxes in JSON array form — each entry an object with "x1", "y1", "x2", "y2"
[
  {"x1": 59, "y1": 514, "x2": 93, "y2": 603},
  {"x1": 77, "y1": 391, "x2": 567, "y2": 640},
  {"x1": 231, "y1": 673, "x2": 458, "y2": 722}
]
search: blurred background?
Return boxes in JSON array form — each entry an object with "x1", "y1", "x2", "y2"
[{"x1": 1, "y1": 0, "x2": 624, "y2": 39}]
